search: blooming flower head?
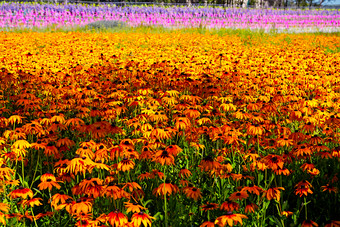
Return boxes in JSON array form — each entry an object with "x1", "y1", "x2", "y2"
[
  {"x1": 215, "y1": 211, "x2": 248, "y2": 226},
  {"x1": 9, "y1": 187, "x2": 33, "y2": 200},
  {"x1": 295, "y1": 180, "x2": 313, "y2": 197},
  {"x1": 38, "y1": 173, "x2": 61, "y2": 191},
  {"x1": 201, "y1": 202, "x2": 219, "y2": 211},
  {"x1": 106, "y1": 210, "x2": 128, "y2": 227},
  {"x1": 124, "y1": 201, "x2": 146, "y2": 214},
  {"x1": 301, "y1": 220, "x2": 318, "y2": 227},
  {"x1": 153, "y1": 181, "x2": 179, "y2": 197},
  {"x1": 263, "y1": 187, "x2": 285, "y2": 201},
  {"x1": 130, "y1": 212, "x2": 155, "y2": 227},
  {"x1": 183, "y1": 186, "x2": 202, "y2": 201}
]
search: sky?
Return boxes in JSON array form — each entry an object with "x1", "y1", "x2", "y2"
[{"x1": 328, "y1": 0, "x2": 340, "y2": 5}]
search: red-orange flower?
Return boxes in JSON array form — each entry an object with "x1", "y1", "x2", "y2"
[
  {"x1": 130, "y1": 212, "x2": 155, "y2": 227},
  {"x1": 295, "y1": 180, "x2": 313, "y2": 197},
  {"x1": 220, "y1": 200, "x2": 240, "y2": 212},
  {"x1": 324, "y1": 220, "x2": 340, "y2": 227},
  {"x1": 201, "y1": 202, "x2": 219, "y2": 211},
  {"x1": 9, "y1": 187, "x2": 33, "y2": 199},
  {"x1": 106, "y1": 210, "x2": 128, "y2": 227},
  {"x1": 301, "y1": 220, "x2": 318, "y2": 227}
]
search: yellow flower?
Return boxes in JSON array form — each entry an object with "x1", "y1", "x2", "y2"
[{"x1": 11, "y1": 140, "x2": 31, "y2": 150}]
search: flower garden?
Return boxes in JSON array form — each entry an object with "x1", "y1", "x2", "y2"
[{"x1": 0, "y1": 2, "x2": 340, "y2": 227}]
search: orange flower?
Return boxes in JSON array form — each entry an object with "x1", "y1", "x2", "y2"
[
  {"x1": 307, "y1": 168, "x2": 320, "y2": 176},
  {"x1": 273, "y1": 167, "x2": 291, "y2": 176},
  {"x1": 50, "y1": 193, "x2": 73, "y2": 209},
  {"x1": 122, "y1": 182, "x2": 142, "y2": 193},
  {"x1": 262, "y1": 154, "x2": 284, "y2": 170},
  {"x1": 102, "y1": 182, "x2": 130, "y2": 200},
  {"x1": 247, "y1": 123, "x2": 264, "y2": 136},
  {"x1": 153, "y1": 181, "x2": 179, "y2": 197},
  {"x1": 228, "y1": 191, "x2": 249, "y2": 201},
  {"x1": 0, "y1": 164, "x2": 15, "y2": 181},
  {"x1": 8, "y1": 115, "x2": 24, "y2": 125},
  {"x1": 150, "y1": 128, "x2": 173, "y2": 140},
  {"x1": 65, "y1": 156, "x2": 95, "y2": 176},
  {"x1": 165, "y1": 145, "x2": 182, "y2": 156},
  {"x1": 199, "y1": 156, "x2": 221, "y2": 172},
  {"x1": 215, "y1": 211, "x2": 248, "y2": 226},
  {"x1": 179, "y1": 168, "x2": 192, "y2": 178},
  {"x1": 300, "y1": 162, "x2": 315, "y2": 171},
  {"x1": 21, "y1": 198, "x2": 43, "y2": 208},
  {"x1": 55, "y1": 198, "x2": 74, "y2": 213},
  {"x1": 71, "y1": 199, "x2": 92, "y2": 215},
  {"x1": 281, "y1": 211, "x2": 293, "y2": 217},
  {"x1": 5, "y1": 179, "x2": 20, "y2": 187},
  {"x1": 200, "y1": 221, "x2": 216, "y2": 227},
  {"x1": 241, "y1": 185, "x2": 263, "y2": 195},
  {"x1": 0, "y1": 203, "x2": 10, "y2": 213},
  {"x1": 175, "y1": 117, "x2": 191, "y2": 130},
  {"x1": 276, "y1": 137, "x2": 294, "y2": 147},
  {"x1": 183, "y1": 186, "x2": 202, "y2": 201},
  {"x1": 321, "y1": 184, "x2": 338, "y2": 194},
  {"x1": 117, "y1": 158, "x2": 135, "y2": 172},
  {"x1": 294, "y1": 144, "x2": 312, "y2": 157},
  {"x1": 124, "y1": 202, "x2": 146, "y2": 214},
  {"x1": 78, "y1": 178, "x2": 103, "y2": 199},
  {"x1": 154, "y1": 150, "x2": 175, "y2": 166},
  {"x1": 245, "y1": 203, "x2": 258, "y2": 214},
  {"x1": 38, "y1": 173, "x2": 61, "y2": 191},
  {"x1": 263, "y1": 187, "x2": 285, "y2": 201},
  {"x1": 130, "y1": 212, "x2": 155, "y2": 227},
  {"x1": 119, "y1": 139, "x2": 134, "y2": 151}
]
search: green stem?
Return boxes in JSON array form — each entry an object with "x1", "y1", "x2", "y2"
[
  {"x1": 304, "y1": 197, "x2": 308, "y2": 220},
  {"x1": 276, "y1": 203, "x2": 285, "y2": 227},
  {"x1": 30, "y1": 208, "x2": 39, "y2": 227},
  {"x1": 30, "y1": 150, "x2": 40, "y2": 189},
  {"x1": 164, "y1": 166, "x2": 168, "y2": 227},
  {"x1": 257, "y1": 136, "x2": 261, "y2": 155},
  {"x1": 20, "y1": 153, "x2": 25, "y2": 184}
]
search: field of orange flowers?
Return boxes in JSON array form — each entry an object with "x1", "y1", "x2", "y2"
[{"x1": 0, "y1": 31, "x2": 340, "y2": 227}]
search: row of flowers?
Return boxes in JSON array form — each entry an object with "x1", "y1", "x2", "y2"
[
  {"x1": 0, "y1": 31, "x2": 340, "y2": 226},
  {"x1": 0, "y1": 2, "x2": 340, "y2": 31}
]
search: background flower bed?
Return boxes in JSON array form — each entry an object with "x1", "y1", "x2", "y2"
[{"x1": 1, "y1": 2, "x2": 340, "y2": 32}]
